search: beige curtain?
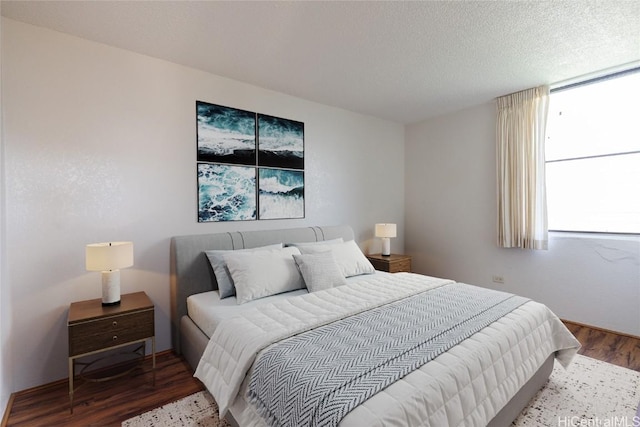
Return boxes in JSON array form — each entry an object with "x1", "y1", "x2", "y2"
[{"x1": 496, "y1": 85, "x2": 549, "y2": 249}]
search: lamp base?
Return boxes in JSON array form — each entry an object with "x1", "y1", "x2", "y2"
[
  {"x1": 101, "y1": 300, "x2": 121, "y2": 307},
  {"x1": 381, "y1": 237, "x2": 391, "y2": 256},
  {"x1": 101, "y1": 270, "x2": 121, "y2": 306}
]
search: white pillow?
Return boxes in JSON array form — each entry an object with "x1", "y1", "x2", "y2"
[
  {"x1": 285, "y1": 238, "x2": 344, "y2": 247},
  {"x1": 298, "y1": 240, "x2": 375, "y2": 277},
  {"x1": 205, "y1": 243, "x2": 283, "y2": 298},
  {"x1": 293, "y1": 251, "x2": 347, "y2": 292},
  {"x1": 224, "y1": 246, "x2": 305, "y2": 304}
]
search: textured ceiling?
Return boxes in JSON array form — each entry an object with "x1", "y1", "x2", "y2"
[{"x1": 2, "y1": 1, "x2": 639, "y2": 124}]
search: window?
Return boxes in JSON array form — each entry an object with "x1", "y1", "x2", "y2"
[{"x1": 545, "y1": 68, "x2": 640, "y2": 234}]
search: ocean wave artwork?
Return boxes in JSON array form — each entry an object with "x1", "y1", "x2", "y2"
[
  {"x1": 259, "y1": 168, "x2": 304, "y2": 219},
  {"x1": 198, "y1": 163, "x2": 256, "y2": 222},
  {"x1": 258, "y1": 114, "x2": 304, "y2": 170},
  {"x1": 197, "y1": 101, "x2": 256, "y2": 165}
]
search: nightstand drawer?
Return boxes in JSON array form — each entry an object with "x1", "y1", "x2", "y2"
[
  {"x1": 368, "y1": 258, "x2": 388, "y2": 271},
  {"x1": 390, "y1": 258, "x2": 411, "y2": 273},
  {"x1": 69, "y1": 309, "x2": 154, "y2": 356}
]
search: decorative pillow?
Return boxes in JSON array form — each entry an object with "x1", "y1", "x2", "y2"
[
  {"x1": 293, "y1": 251, "x2": 347, "y2": 292},
  {"x1": 285, "y1": 238, "x2": 344, "y2": 247},
  {"x1": 223, "y1": 246, "x2": 305, "y2": 304},
  {"x1": 298, "y1": 240, "x2": 375, "y2": 278},
  {"x1": 205, "y1": 243, "x2": 283, "y2": 298}
]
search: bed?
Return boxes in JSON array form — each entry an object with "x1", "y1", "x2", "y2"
[{"x1": 170, "y1": 225, "x2": 580, "y2": 427}]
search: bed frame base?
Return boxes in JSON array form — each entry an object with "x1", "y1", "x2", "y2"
[
  {"x1": 487, "y1": 354, "x2": 553, "y2": 426},
  {"x1": 180, "y1": 315, "x2": 209, "y2": 374}
]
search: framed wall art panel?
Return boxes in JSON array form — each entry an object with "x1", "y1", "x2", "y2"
[
  {"x1": 258, "y1": 168, "x2": 304, "y2": 220},
  {"x1": 197, "y1": 101, "x2": 256, "y2": 166},
  {"x1": 197, "y1": 163, "x2": 257, "y2": 222},
  {"x1": 257, "y1": 114, "x2": 304, "y2": 170}
]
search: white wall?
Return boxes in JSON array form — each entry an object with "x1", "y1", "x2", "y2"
[
  {"x1": 1, "y1": 18, "x2": 405, "y2": 392},
  {"x1": 0, "y1": 6, "x2": 10, "y2": 415},
  {"x1": 405, "y1": 102, "x2": 640, "y2": 336}
]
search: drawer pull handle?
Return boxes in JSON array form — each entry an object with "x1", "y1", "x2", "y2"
[
  {"x1": 112, "y1": 335, "x2": 118, "y2": 341},
  {"x1": 112, "y1": 321, "x2": 118, "y2": 327}
]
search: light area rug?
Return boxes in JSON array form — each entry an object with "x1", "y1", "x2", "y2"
[
  {"x1": 122, "y1": 355, "x2": 640, "y2": 427},
  {"x1": 512, "y1": 354, "x2": 640, "y2": 426}
]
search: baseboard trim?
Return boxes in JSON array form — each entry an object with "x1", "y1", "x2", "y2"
[{"x1": 1, "y1": 393, "x2": 15, "y2": 427}]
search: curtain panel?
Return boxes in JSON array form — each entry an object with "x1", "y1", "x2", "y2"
[{"x1": 496, "y1": 85, "x2": 549, "y2": 250}]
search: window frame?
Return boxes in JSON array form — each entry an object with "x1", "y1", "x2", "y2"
[{"x1": 545, "y1": 66, "x2": 640, "y2": 236}]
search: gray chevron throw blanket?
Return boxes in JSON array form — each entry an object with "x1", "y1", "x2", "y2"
[{"x1": 247, "y1": 283, "x2": 529, "y2": 427}]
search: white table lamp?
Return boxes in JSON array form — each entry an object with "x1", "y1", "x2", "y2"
[
  {"x1": 375, "y1": 223, "x2": 397, "y2": 256},
  {"x1": 86, "y1": 241, "x2": 134, "y2": 306}
]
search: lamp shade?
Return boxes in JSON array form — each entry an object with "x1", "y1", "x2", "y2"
[
  {"x1": 375, "y1": 223, "x2": 397, "y2": 238},
  {"x1": 86, "y1": 242, "x2": 134, "y2": 272}
]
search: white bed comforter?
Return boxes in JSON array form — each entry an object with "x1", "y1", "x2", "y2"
[{"x1": 195, "y1": 273, "x2": 580, "y2": 427}]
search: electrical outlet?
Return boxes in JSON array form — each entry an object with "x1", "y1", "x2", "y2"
[{"x1": 492, "y1": 275, "x2": 505, "y2": 284}]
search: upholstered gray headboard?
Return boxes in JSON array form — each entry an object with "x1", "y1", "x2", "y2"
[{"x1": 170, "y1": 225, "x2": 354, "y2": 352}]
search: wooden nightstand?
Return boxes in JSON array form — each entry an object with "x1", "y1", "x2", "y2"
[
  {"x1": 67, "y1": 291, "x2": 155, "y2": 413},
  {"x1": 366, "y1": 254, "x2": 412, "y2": 273}
]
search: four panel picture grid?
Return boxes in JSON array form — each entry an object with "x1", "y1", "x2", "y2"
[{"x1": 196, "y1": 101, "x2": 304, "y2": 222}]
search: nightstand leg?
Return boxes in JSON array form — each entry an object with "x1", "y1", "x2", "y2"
[{"x1": 68, "y1": 357, "x2": 74, "y2": 414}]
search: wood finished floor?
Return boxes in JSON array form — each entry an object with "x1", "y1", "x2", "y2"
[
  {"x1": 3, "y1": 321, "x2": 640, "y2": 427},
  {"x1": 3, "y1": 350, "x2": 205, "y2": 427},
  {"x1": 564, "y1": 321, "x2": 640, "y2": 371}
]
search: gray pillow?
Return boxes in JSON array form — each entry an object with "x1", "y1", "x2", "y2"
[
  {"x1": 297, "y1": 240, "x2": 375, "y2": 278},
  {"x1": 225, "y1": 247, "x2": 305, "y2": 304},
  {"x1": 205, "y1": 243, "x2": 283, "y2": 298},
  {"x1": 293, "y1": 250, "x2": 347, "y2": 292}
]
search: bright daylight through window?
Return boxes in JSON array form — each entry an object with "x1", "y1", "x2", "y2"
[{"x1": 545, "y1": 68, "x2": 640, "y2": 234}]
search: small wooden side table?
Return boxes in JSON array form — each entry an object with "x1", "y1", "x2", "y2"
[
  {"x1": 67, "y1": 291, "x2": 155, "y2": 413},
  {"x1": 366, "y1": 253, "x2": 412, "y2": 273}
]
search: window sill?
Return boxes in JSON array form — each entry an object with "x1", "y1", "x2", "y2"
[{"x1": 550, "y1": 231, "x2": 640, "y2": 242}]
